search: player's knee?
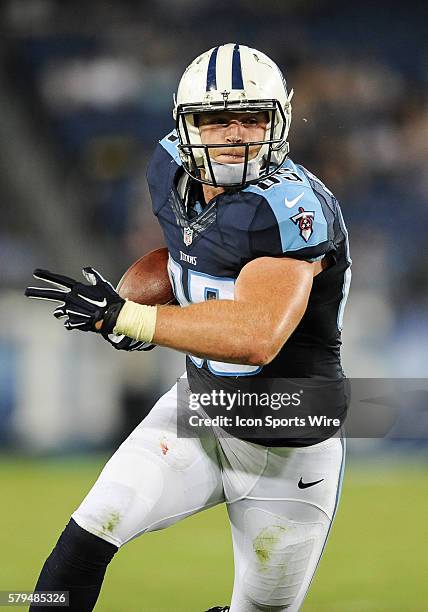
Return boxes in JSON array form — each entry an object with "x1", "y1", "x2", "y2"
[
  {"x1": 73, "y1": 428, "x2": 202, "y2": 545},
  {"x1": 72, "y1": 436, "x2": 173, "y2": 545},
  {"x1": 73, "y1": 474, "x2": 159, "y2": 546},
  {"x1": 241, "y1": 511, "x2": 323, "y2": 609}
]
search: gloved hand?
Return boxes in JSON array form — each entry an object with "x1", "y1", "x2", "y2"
[
  {"x1": 105, "y1": 333, "x2": 156, "y2": 352},
  {"x1": 25, "y1": 267, "x2": 125, "y2": 334}
]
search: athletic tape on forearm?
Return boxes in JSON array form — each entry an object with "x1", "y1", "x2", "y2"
[{"x1": 114, "y1": 301, "x2": 157, "y2": 342}]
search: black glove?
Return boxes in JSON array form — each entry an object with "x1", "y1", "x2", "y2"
[
  {"x1": 105, "y1": 333, "x2": 156, "y2": 352},
  {"x1": 25, "y1": 267, "x2": 125, "y2": 334}
]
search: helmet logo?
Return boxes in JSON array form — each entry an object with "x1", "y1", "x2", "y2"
[
  {"x1": 290, "y1": 207, "x2": 315, "y2": 242},
  {"x1": 183, "y1": 226, "x2": 194, "y2": 246},
  {"x1": 221, "y1": 90, "x2": 230, "y2": 108}
]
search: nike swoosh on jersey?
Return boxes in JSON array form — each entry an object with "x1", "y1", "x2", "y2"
[
  {"x1": 78, "y1": 294, "x2": 107, "y2": 307},
  {"x1": 298, "y1": 477, "x2": 324, "y2": 489},
  {"x1": 284, "y1": 192, "x2": 304, "y2": 208}
]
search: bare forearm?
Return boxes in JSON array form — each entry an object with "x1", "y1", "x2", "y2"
[
  {"x1": 153, "y1": 300, "x2": 272, "y2": 364},
  {"x1": 114, "y1": 257, "x2": 314, "y2": 365}
]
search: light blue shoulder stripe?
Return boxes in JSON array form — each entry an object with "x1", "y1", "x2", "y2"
[
  {"x1": 246, "y1": 159, "x2": 328, "y2": 253},
  {"x1": 159, "y1": 130, "x2": 182, "y2": 166}
]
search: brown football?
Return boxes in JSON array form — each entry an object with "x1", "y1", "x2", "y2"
[{"x1": 116, "y1": 247, "x2": 176, "y2": 306}]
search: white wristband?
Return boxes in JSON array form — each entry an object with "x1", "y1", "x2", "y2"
[{"x1": 114, "y1": 301, "x2": 157, "y2": 343}]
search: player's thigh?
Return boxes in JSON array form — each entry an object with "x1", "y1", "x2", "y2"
[
  {"x1": 72, "y1": 381, "x2": 224, "y2": 547},
  {"x1": 226, "y1": 437, "x2": 345, "y2": 611}
]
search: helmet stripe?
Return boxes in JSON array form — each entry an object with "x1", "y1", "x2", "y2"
[
  {"x1": 231, "y1": 44, "x2": 244, "y2": 89},
  {"x1": 206, "y1": 46, "x2": 219, "y2": 91}
]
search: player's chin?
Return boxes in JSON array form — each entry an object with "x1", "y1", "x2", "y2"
[{"x1": 214, "y1": 154, "x2": 246, "y2": 164}]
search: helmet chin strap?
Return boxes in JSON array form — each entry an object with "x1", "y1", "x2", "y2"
[{"x1": 206, "y1": 158, "x2": 261, "y2": 186}]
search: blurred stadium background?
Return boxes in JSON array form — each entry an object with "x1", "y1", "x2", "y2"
[{"x1": 0, "y1": 0, "x2": 427, "y2": 610}]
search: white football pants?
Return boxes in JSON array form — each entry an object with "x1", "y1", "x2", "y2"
[{"x1": 73, "y1": 378, "x2": 345, "y2": 612}]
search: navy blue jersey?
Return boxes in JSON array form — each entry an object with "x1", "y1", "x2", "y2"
[{"x1": 147, "y1": 131, "x2": 351, "y2": 443}]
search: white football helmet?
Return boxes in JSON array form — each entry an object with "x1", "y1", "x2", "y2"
[{"x1": 173, "y1": 43, "x2": 293, "y2": 187}]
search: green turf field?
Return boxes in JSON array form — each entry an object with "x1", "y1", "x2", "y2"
[{"x1": 1, "y1": 456, "x2": 427, "y2": 611}]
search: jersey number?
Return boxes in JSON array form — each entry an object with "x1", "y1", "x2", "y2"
[
  {"x1": 257, "y1": 167, "x2": 303, "y2": 191},
  {"x1": 168, "y1": 257, "x2": 261, "y2": 376}
]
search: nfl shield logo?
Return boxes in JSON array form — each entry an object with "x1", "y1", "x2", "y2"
[{"x1": 183, "y1": 226, "x2": 193, "y2": 246}]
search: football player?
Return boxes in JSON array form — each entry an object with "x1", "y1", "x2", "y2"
[{"x1": 26, "y1": 44, "x2": 351, "y2": 611}]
